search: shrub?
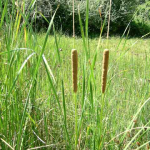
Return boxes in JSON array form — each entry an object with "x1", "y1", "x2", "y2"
[
  {"x1": 2, "y1": 0, "x2": 149, "y2": 36},
  {"x1": 25, "y1": 0, "x2": 103, "y2": 35},
  {"x1": 131, "y1": 1, "x2": 150, "y2": 36}
]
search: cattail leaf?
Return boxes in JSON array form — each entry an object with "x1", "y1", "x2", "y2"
[
  {"x1": 61, "y1": 80, "x2": 70, "y2": 145},
  {"x1": 78, "y1": 6, "x2": 88, "y2": 60},
  {"x1": 42, "y1": 55, "x2": 56, "y2": 84},
  {"x1": 53, "y1": 25, "x2": 61, "y2": 63},
  {"x1": 0, "y1": 0, "x2": 8, "y2": 30}
]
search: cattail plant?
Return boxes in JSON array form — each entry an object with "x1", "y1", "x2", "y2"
[
  {"x1": 101, "y1": 49, "x2": 109, "y2": 93},
  {"x1": 72, "y1": 49, "x2": 78, "y2": 93},
  {"x1": 72, "y1": 49, "x2": 78, "y2": 149}
]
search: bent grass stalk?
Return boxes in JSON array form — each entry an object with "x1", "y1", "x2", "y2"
[{"x1": 71, "y1": 49, "x2": 78, "y2": 149}]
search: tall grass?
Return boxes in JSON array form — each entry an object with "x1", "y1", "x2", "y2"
[{"x1": 0, "y1": 0, "x2": 150, "y2": 150}]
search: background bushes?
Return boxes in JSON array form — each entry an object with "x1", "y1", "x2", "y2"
[
  {"x1": 131, "y1": 1, "x2": 150, "y2": 36},
  {"x1": 1, "y1": 0, "x2": 150, "y2": 36}
]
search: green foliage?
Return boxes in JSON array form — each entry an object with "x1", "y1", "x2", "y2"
[
  {"x1": 1, "y1": 0, "x2": 150, "y2": 35},
  {"x1": 1, "y1": 0, "x2": 150, "y2": 149},
  {"x1": 25, "y1": 0, "x2": 150, "y2": 36},
  {"x1": 131, "y1": 1, "x2": 150, "y2": 36},
  {"x1": 25, "y1": 0, "x2": 103, "y2": 34},
  {"x1": 110, "y1": 0, "x2": 137, "y2": 33}
]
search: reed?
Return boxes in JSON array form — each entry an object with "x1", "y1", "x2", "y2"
[
  {"x1": 101, "y1": 49, "x2": 109, "y2": 93},
  {"x1": 73, "y1": 0, "x2": 75, "y2": 48},
  {"x1": 107, "y1": 0, "x2": 112, "y2": 40},
  {"x1": 71, "y1": 49, "x2": 78, "y2": 149},
  {"x1": 72, "y1": 49, "x2": 78, "y2": 93}
]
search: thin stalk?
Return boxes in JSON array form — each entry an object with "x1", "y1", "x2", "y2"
[
  {"x1": 107, "y1": 0, "x2": 112, "y2": 47},
  {"x1": 62, "y1": 80, "x2": 70, "y2": 146},
  {"x1": 73, "y1": 0, "x2": 75, "y2": 48},
  {"x1": 78, "y1": 4, "x2": 88, "y2": 60},
  {"x1": 85, "y1": 0, "x2": 89, "y2": 57},
  {"x1": 98, "y1": 94, "x2": 105, "y2": 149},
  {"x1": 74, "y1": 93, "x2": 78, "y2": 150}
]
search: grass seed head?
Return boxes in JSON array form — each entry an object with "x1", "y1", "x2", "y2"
[
  {"x1": 101, "y1": 49, "x2": 109, "y2": 93},
  {"x1": 72, "y1": 49, "x2": 78, "y2": 93}
]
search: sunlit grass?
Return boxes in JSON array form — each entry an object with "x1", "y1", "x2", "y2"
[
  {"x1": 0, "y1": 0, "x2": 150, "y2": 149},
  {"x1": 1, "y1": 30, "x2": 150, "y2": 149}
]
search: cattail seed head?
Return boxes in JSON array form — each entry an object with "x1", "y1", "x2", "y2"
[
  {"x1": 101, "y1": 49, "x2": 109, "y2": 93},
  {"x1": 72, "y1": 49, "x2": 78, "y2": 93}
]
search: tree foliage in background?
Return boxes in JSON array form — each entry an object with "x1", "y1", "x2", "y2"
[
  {"x1": 25, "y1": 0, "x2": 104, "y2": 35},
  {"x1": 1, "y1": 0, "x2": 150, "y2": 36},
  {"x1": 110, "y1": 0, "x2": 137, "y2": 33},
  {"x1": 131, "y1": 1, "x2": 150, "y2": 36}
]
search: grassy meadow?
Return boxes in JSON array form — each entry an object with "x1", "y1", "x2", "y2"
[
  {"x1": 1, "y1": 0, "x2": 150, "y2": 149},
  {"x1": 1, "y1": 31, "x2": 150, "y2": 149}
]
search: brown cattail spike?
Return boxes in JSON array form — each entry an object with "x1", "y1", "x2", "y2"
[
  {"x1": 72, "y1": 49, "x2": 78, "y2": 93},
  {"x1": 101, "y1": 49, "x2": 109, "y2": 93}
]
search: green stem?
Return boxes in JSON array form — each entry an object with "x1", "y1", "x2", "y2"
[
  {"x1": 74, "y1": 93, "x2": 78, "y2": 150},
  {"x1": 99, "y1": 93, "x2": 105, "y2": 149}
]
